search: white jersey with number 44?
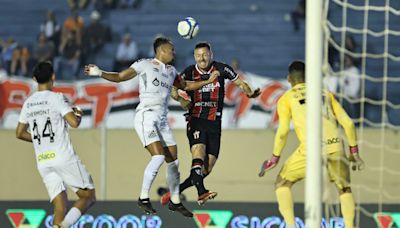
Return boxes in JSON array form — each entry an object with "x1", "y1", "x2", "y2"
[{"x1": 18, "y1": 90, "x2": 79, "y2": 167}]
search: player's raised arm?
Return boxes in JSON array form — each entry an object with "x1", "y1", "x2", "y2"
[
  {"x1": 84, "y1": 64, "x2": 137, "y2": 82},
  {"x1": 16, "y1": 122, "x2": 32, "y2": 142},
  {"x1": 233, "y1": 77, "x2": 261, "y2": 98},
  {"x1": 174, "y1": 70, "x2": 219, "y2": 91}
]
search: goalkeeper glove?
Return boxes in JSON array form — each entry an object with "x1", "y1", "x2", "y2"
[
  {"x1": 258, "y1": 154, "x2": 280, "y2": 177},
  {"x1": 348, "y1": 145, "x2": 365, "y2": 171}
]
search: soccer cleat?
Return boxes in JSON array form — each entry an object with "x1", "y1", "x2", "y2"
[
  {"x1": 137, "y1": 198, "x2": 156, "y2": 215},
  {"x1": 160, "y1": 191, "x2": 171, "y2": 206},
  {"x1": 168, "y1": 201, "x2": 193, "y2": 217},
  {"x1": 197, "y1": 191, "x2": 218, "y2": 205}
]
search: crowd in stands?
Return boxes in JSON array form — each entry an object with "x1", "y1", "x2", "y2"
[
  {"x1": 0, "y1": 6, "x2": 134, "y2": 80},
  {"x1": 0, "y1": 0, "x2": 150, "y2": 80}
]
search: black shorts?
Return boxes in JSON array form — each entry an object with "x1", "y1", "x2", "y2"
[{"x1": 186, "y1": 117, "x2": 221, "y2": 158}]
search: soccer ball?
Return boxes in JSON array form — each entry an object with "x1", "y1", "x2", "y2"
[{"x1": 177, "y1": 17, "x2": 199, "y2": 39}]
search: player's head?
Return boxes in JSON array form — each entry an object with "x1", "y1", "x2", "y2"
[
  {"x1": 288, "y1": 60, "x2": 305, "y2": 86},
  {"x1": 153, "y1": 36, "x2": 175, "y2": 64},
  {"x1": 32, "y1": 61, "x2": 55, "y2": 86},
  {"x1": 194, "y1": 42, "x2": 213, "y2": 70}
]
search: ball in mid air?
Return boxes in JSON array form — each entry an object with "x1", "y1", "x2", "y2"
[{"x1": 177, "y1": 17, "x2": 199, "y2": 39}]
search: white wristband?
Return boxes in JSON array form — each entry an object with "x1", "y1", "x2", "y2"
[{"x1": 88, "y1": 66, "x2": 103, "y2": 77}]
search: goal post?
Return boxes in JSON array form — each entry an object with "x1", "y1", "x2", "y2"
[{"x1": 305, "y1": 0, "x2": 323, "y2": 227}]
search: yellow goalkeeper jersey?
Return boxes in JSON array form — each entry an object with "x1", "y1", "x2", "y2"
[{"x1": 272, "y1": 83, "x2": 357, "y2": 156}]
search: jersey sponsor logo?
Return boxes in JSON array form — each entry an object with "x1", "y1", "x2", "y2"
[
  {"x1": 152, "y1": 78, "x2": 160, "y2": 86},
  {"x1": 325, "y1": 137, "x2": 340, "y2": 145},
  {"x1": 193, "y1": 130, "x2": 200, "y2": 139},
  {"x1": 195, "y1": 101, "x2": 217, "y2": 107},
  {"x1": 37, "y1": 151, "x2": 56, "y2": 162},
  {"x1": 148, "y1": 130, "x2": 157, "y2": 138},
  {"x1": 160, "y1": 81, "x2": 171, "y2": 89},
  {"x1": 200, "y1": 82, "x2": 221, "y2": 93},
  {"x1": 224, "y1": 66, "x2": 235, "y2": 77}
]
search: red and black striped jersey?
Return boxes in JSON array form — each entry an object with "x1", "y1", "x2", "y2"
[{"x1": 180, "y1": 61, "x2": 239, "y2": 121}]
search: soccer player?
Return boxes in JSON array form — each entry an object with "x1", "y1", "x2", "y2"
[
  {"x1": 16, "y1": 61, "x2": 96, "y2": 228},
  {"x1": 162, "y1": 41, "x2": 261, "y2": 205},
  {"x1": 84, "y1": 37, "x2": 217, "y2": 217},
  {"x1": 258, "y1": 61, "x2": 365, "y2": 228}
]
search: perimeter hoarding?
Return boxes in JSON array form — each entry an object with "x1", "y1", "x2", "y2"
[{"x1": 1, "y1": 201, "x2": 398, "y2": 227}]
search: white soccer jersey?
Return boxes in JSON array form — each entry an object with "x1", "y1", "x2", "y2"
[
  {"x1": 130, "y1": 58, "x2": 179, "y2": 115},
  {"x1": 18, "y1": 90, "x2": 79, "y2": 167}
]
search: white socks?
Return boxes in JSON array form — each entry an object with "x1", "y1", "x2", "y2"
[
  {"x1": 60, "y1": 207, "x2": 81, "y2": 228},
  {"x1": 140, "y1": 155, "x2": 165, "y2": 199},
  {"x1": 167, "y1": 159, "x2": 181, "y2": 204}
]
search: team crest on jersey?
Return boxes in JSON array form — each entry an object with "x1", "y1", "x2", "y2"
[
  {"x1": 193, "y1": 130, "x2": 200, "y2": 139},
  {"x1": 152, "y1": 78, "x2": 160, "y2": 86}
]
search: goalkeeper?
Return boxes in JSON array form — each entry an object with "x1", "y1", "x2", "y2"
[{"x1": 258, "y1": 61, "x2": 364, "y2": 228}]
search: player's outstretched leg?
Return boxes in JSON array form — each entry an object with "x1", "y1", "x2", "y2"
[
  {"x1": 138, "y1": 154, "x2": 165, "y2": 214},
  {"x1": 179, "y1": 176, "x2": 193, "y2": 193},
  {"x1": 165, "y1": 159, "x2": 193, "y2": 217},
  {"x1": 276, "y1": 186, "x2": 295, "y2": 227},
  {"x1": 189, "y1": 158, "x2": 217, "y2": 205},
  {"x1": 51, "y1": 192, "x2": 68, "y2": 227},
  {"x1": 339, "y1": 188, "x2": 355, "y2": 228},
  {"x1": 167, "y1": 200, "x2": 193, "y2": 217},
  {"x1": 61, "y1": 188, "x2": 96, "y2": 228},
  {"x1": 138, "y1": 198, "x2": 157, "y2": 215}
]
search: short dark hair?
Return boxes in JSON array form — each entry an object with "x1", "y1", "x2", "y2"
[
  {"x1": 33, "y1": 61, "x2": 54, "y2": 84},
  {"x1": 288, "y1": 60, "x2": 305, "y2": 81},
  {"x1": 195, "y1": 42, "x2": 211, "y2": 51},
  {"x1": 153, "y1": 36, "x2": 172, "y2": 54}
]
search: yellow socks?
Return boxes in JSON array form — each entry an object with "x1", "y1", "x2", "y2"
[
  {"x1": 340, "y1": 193, "x2": 355, "y2": 228},
  {"x1": 276, "y1": 187, "x2": 295, "y2": 225}
]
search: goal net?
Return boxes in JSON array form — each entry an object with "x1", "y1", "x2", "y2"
[{"x1": 322, "y1": 0, "x2": 400, "y2": 227}]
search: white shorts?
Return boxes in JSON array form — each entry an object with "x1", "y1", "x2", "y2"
[
  {"x1": 134, "y1": 108, "x2": 176, "y2": 147},
  {"x1": 38, "y1": 160, "x2": 95, "y2": 202}
]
